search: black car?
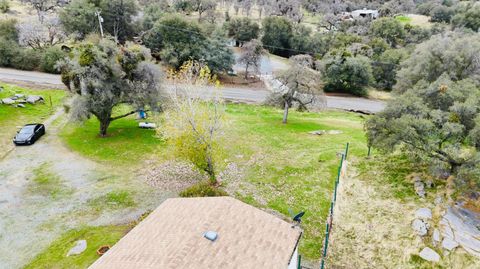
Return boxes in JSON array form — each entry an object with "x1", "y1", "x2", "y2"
[{"x1": 13, "y1": 124, "x2": 45, "y2": 145}]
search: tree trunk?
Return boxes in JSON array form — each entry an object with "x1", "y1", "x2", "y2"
[
  {"x1": 99, "y1": 119, "x2": 111, "y2": 137},
  {"x1": 206, "y1": 154, "x2": 216, "y2": 185},
  {"x1": 244, "y1": 63, "x2": 249, "y2": 80},
  {"x1": 282, "y1": 100, "x2": 289, "y2": 124}
]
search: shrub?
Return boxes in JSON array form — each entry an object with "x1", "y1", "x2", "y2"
[
  {"x1": 0, "y1": 19, "x2": 18, "y2": 41},
  {"x1": 0, "y1": 0, "x2": 9, "y2": 14},
  {"x1": 0, "y1": 37, "x2": 17, "y2": 66},
  {"x1": 12, "y1": 48, "x2": 41, "y2": 71},
  {"x1": 40, "y1": 46, "x2": 66, "y2": 73},
  {"x1": 179, "y1": 181, "x2": 228, "y2": 197},
  {"x1": 323, "y1": 55, "x2": 373, "y2": 96}
]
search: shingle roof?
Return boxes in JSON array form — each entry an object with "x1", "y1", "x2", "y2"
[{"x1": 89, "y1": 197, "x2": 302, "y2": 269}]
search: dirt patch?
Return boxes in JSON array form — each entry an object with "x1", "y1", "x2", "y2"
[{"x1": 145, "y1": 160, "x2": 206, "y2": 191}]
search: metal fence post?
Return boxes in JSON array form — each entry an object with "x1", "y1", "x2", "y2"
[
  {"x1": 297, "y1": 255, "x2": 302, "y2": 269},
  {"x1": 345, "y1": 142, "x2": 350, "y2": 160}
]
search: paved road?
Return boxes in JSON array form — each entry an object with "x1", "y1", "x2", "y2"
[{"x1": 0, "y1": 67, "x2": 386, "y2": 113}]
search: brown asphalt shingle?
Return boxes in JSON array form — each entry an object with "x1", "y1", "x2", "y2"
[{"x1": 89, "y1": 197, "x2": 302, "y2": 269}]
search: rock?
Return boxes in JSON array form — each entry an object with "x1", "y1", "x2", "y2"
[
  {"x1": 433, "y1": 229, "x2": 441, "y2": 246},
  {"x1": 412, "y1": 219, "x2": 429, "y2": 236},
  {"x1": 419, "y1": 247, "x2": 440, "y2": 262},
  {"x1": 17, "y1": 104, "x2": 25, "y2": 108},
  {"x1": 442, "y1": 237, "x2": 459, "y2": 251},
  {"x1": 67, "y1": 240, "x2": 87, "y2": 256},
  {"x1": 440, "y1": 206, "x2": 480, "y2": 257},
  {"x1": 416, "y1": 208, "x2": 432, "y2": 220},
  {"x1": 1, "y1": 98, "x2": 15, "y2": 105},
  {"x1": 435, "y1": 195, "x2": 443, "y2": 205},
  {"x1": 26, "y1": 95, "x2": 44, "y2": 104},
  {"x1": 14, "y1": 94, "x2": 24, "y2": 98},
  {"x1": 425, "y1": 179, "x2": 434, "y2": 188},
  {"x1": 309, "y1": 130, "x2": 343, "y2": 136},
  {"x1": 414, "y1": 180, "x2": 426, "y2": 198}
]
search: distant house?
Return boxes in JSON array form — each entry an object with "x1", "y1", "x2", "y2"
[
  {"x1": 89, "y1": 197, "x2": 302, "y2": 269},
  {"x1": 351, "y1": 9, "x2": 379, "y2": 19}
]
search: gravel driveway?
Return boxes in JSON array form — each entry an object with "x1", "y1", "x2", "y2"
[{"x1": 0, "y1": 109, "x2": 170, "y2": 269}]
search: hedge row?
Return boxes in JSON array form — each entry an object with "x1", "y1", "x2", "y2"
[{"x1": 0, "y1": 38, "x2": 66, "y2": 74}]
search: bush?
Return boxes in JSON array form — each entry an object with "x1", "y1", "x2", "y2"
[
  {"x1": 12, "y1": 48, "x2": 41, "y2": 71},
  {"x1": 323, "y1": 55, "x2": 373, "y2": 96},
  {"x1": 261, "y1": 16, "x2": 293, "y2": 57},
  {"x1": 0, "y1": 0, "x2": 9, "y2": 13},
  {"x1": 0, "y1": 19, "x2": 18, "y2": 41},
  {"x1": 0, "y1": 37, "x2": 17, "y2": 66},
  {"x1": 40, "y1": 46, "x2": 66, "y2": 73},
  {"x1": 179, "y1": 181, "x2": 228, "y2": 197},
  {"x1": 430, "y1": 6, "x2": 454, "y2": 23}
]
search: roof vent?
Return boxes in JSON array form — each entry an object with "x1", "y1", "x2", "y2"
[{"x1": 203, "y1": 231, "x2": 218, "y2": 242}]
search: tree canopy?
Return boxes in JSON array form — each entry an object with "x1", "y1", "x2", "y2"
[
  {"x1": 366, "y1": 76, "x2": 480, "y2": 175},
  {"x1": 59, "y1": 38, "x2": 165, "y2": 136}
]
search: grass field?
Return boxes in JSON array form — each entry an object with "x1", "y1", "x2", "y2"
[
  {"x1": 58, "y1": 103, "x2": 368, "y2": 262},
  {"x1": 24, "y1": 225, "x2": 132, "y2": 269},
  {"x1": 0, "y1": 84, "x2": 65, "y2": 153}
]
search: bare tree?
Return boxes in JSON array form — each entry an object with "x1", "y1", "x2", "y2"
[
  {"x1": 189, "y1": 0, "x2": 217, "y2": 21},
  {"x1": 21, "y1": 0, "x2": 61, "y2": 23},
  {"x1": 238, "y1": 39, "x2": 266, "y2": 79},
  {"x1": 163, "y1": 61, "x2": 225, "y2": 184},
  {"x1": 266, "y1": 55, "x2": 326, "y2": 124},
  {"x1": 17, "y1": 17, "x2": 65, "y2": 49},
  {"x1": 263, "y1": 0, "x2": 303, "y2": 23}
]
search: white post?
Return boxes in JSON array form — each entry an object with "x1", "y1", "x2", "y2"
[{"x1": 96, "y1": 11, "x2": 104, "y2": 38}]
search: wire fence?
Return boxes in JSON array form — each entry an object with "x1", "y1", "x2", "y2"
[{"x1": 319, "y1": 142, "x2": 350, "y2": 269}]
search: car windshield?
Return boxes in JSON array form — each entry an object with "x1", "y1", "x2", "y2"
[{"x1": 19, "y1": 126, "x2": 35, "y2": 134}]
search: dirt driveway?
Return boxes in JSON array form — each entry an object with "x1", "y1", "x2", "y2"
[{"x1": 0, "y1": 109, "x2": 171, "y2": 269}]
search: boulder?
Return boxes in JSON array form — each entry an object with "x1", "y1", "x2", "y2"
[
  {"x1": 414, "y1": 180, "x2": 426, "y2": 198},
  {"x1": 14, "y1": 94, "x2": 24, "y2": 98},
  {"x1": 419, "y1": 247, "x2": 440, "y2": 262},
  {"x1": 433, "y1": 229, "x2": 441, "y2": 246},
  {"x1": 67, "y1": 240, "x2": 87, "y2": 256},
  {"x1": 26, "y1": 95, "x2": 44, "y2": 104},
  {"x1": 442, "y1": 237, "x2": 459, "y2": 251},
  {"x1": 412, "y1": 219, "x2": 429, "y2": 236},
  {"x1": 1, "y1": 98, "x2": 15, "y2": 105},
  {"x1": 17, "y1": 104, "x2": 26, "y2": 108},
  {"x1": 416, "y1": 208, "x2": 432, "y2": 220}
]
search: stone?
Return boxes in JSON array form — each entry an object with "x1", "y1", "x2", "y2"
[
  {"x1": 17, "y1": 104, "x2": 25, "y2": 108},
  {"x1": 414, "y1": 180, "x2": 426, "y2": 198},
  {"x1": 435, "y1": 195, "x2": 443, "y2": 205},
  {"x1": 419, "y1": 247, "x2": 440, "y2": 262},
  {"x1": 416, "y1": 208, "x2": 432, "y2": 220},
  {"x1": 14, "y1": 94, "x2": 24, "y2": 98},
  {"x1": 26, "y1": 95, "x2": 44, "y2": 104},
  {"x1": 440, "y1": 206, "x2": 480, "y2": 257},
  {"x1": 67, "y1": 240, "x2": 87, "y2": 256},
  {"x1": 442, "y1": 237, "x2": 459, "y2": 251},
  {"x1": 425, "y1": 179, "x2": 434, "y2": 188},
  {"x1": 412, "y1": 219, "x2": 429, "y2": 236},
  {"x1": 433, "y1": 229, "x2": 441, "y2": 246},
  {"x1": 309, "y1": 130, "x2": 343, "y2": 136},
  {"x1": 1, "y1": 98, "x2": 15, "y2": 105}
]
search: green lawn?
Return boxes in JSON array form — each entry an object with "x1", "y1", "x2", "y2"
[
  {"x1": 396, "y1": 15, "x2": 413, "y2": 24},
  {"x1": 0, "y1": 84, "x2": 65, "y2": 151},
  {"x1": 60, "y1": 113, "x2": 160, "y2": 166},
  {"x1": 58, "y1": 104, "x2": 367, "y2": 262},
  {"x1": 24, "y1": 225, "x2": 131, "y2": 269}
]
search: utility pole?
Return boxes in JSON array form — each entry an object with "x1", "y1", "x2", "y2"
[{"x1": 95, "y1": 10, "x2": 104, "y2": 38}]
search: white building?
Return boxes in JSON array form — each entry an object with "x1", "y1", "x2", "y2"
[
  {"x1": 351, "y1": 9, "x2": 379, "y2": 19},
  {"x1": 89, "y1": 197, "x2": 303, "y2": 269}
]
